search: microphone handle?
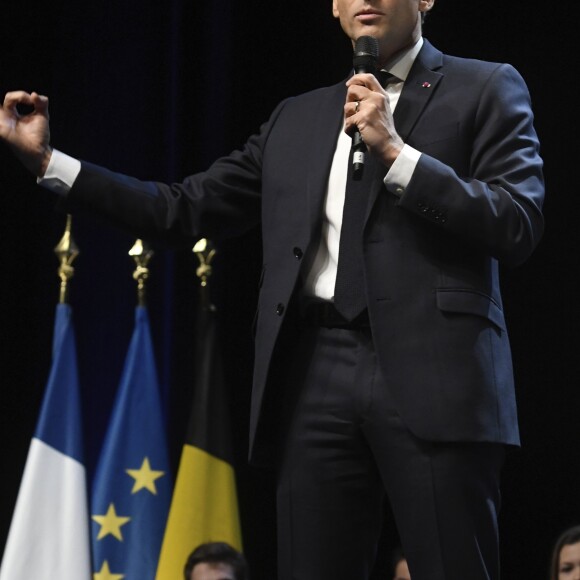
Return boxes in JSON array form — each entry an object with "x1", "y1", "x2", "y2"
[{"x1": 352, "y1": 131, "x2": 365, "y2": 172}]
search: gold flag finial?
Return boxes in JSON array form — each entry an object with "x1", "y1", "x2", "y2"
[
  {"x1": 129, "y1": 239, "x2": 153, "y2": 307},
  {"x1": 54, "y1": 214, "x2": 79, "y2": 304},
  {"x1": 193, "y1": 238, "x2": 216, "y2": 310}
]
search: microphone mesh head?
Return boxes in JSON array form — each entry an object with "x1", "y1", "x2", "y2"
[{"x1": 353, "y1": 36, "x2": 379, "y2": 74}]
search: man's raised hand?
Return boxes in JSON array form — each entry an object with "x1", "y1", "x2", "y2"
[{"x1": 0, "y1": 91, "x2": 52, "y2": 177}]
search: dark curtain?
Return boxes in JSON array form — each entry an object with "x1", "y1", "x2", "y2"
[{"x1": 1, "y1": 1, "x2": 577, "y2": 578}]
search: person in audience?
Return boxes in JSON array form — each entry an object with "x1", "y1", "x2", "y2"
[
  {"x1": 184, "y1": 542, "x2": 249, "y2": 580},
  {"x1": 550, "y1": 525, "x2": 580, "y2": 580}
]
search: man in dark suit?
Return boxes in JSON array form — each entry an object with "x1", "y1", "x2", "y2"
[{"x1": 0, "y1": 0, "x2": 545, "y2": 578}]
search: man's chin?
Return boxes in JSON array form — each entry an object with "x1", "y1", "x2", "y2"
[{"x1": 349, "y1": 23, "x2": 388, "y2": 42}]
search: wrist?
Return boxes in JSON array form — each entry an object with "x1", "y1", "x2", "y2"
[
  {"x1": 381, "y1": 139, "x2": 404, "y2": 168},
  {"x1": 37, "y1": 146, "x2": 53, "y2": 178}
]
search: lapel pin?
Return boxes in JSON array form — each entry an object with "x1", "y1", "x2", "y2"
[{"x1": 421, "y1": 81, "x2": 432, "y2": 88}]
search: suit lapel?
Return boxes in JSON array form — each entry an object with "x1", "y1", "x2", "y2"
[
  {"x1": 306, "y1": 82, "x2": 347, "y2": 230},
  {"x1": 394, "y1": 45, "x2": 443, "y2": 141}
]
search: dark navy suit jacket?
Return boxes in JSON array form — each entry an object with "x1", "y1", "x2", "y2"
[{"x1": 64, "y1": 40, "x2": 545, "y2": 462}]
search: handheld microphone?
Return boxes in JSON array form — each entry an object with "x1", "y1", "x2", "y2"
[{"x1": 352, "y1": 36, "x2": 379, "y2": 172}]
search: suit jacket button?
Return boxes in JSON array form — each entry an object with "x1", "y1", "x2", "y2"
[
  {"x1": 293, "y1": 247, "x2": 303, "y2": 260},
  {"x1": 276, "y1": 303, "x2": 285, "y2": 316}
]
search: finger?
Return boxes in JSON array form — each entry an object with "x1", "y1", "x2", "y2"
[
  {"x1": 346, "y1": 73, "x2": 383, "y2": 91},
  {"x1": 3, "y1": 91, "x2": 34, "y2": 114},
  {"x1": 343, "y1": 104, "x2": 357, "y2": 133},
  {"x1": 344, "y1": 99, "x2": 360, "y2": 115},
  {"x1": 346, "y1": 84, "x2": 369, "y2": 104},
  {"x1": 344, "y1": 116, "x2": 354, "y2": 136},
  {"x1": 30, "y1": 92, "x2": 49, "y2": 116}
]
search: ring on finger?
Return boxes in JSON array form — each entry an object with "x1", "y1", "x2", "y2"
[{"x1": 354, "y1": 100, "x2": 360, "y2": 113}]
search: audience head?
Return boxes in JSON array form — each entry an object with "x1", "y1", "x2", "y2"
[
  {"x1": 550, "y1": 525, "x2": 580, "y2": 580},
  {"x1": 184, "y1": 542, "x2": 248, "y2": 580}
]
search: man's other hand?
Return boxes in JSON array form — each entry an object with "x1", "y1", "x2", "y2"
[{"x1": 0, "y1": 91, "x2": 52, "y2": 177}]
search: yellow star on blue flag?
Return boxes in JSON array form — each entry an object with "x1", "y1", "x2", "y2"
[
  {"x1": 126, "y1": 457, "x2": 165, "y2": 494},
  {"x1": 92, "y1": 504, "x2": 131, "y2": 541},
  {"x1": 93, "y1": 560, "x2": 125, "y2": 580}
]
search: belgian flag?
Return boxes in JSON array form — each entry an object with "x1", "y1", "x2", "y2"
[{"x1": 156, "y1": 241, "x2": 242, "y2": 579}]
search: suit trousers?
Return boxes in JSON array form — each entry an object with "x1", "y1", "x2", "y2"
[{"x1": 274, "y1": 322, "x2": 505, "y2": 580}]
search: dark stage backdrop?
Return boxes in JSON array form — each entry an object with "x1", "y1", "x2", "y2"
[{"x1": 0, "y1": 2, "x2": 577, "y2": 578}]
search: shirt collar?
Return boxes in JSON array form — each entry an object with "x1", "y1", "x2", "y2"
[{"x1": 381, "y1": 36, "x2": 424, "y2": 82}]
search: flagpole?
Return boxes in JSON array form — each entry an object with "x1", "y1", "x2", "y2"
[
  {"x1": 129, "y1": 239, "x2": 153, "y2": 306},
  {"x1": 53, "y1": 214, "x2": 79, "y2": 304}
]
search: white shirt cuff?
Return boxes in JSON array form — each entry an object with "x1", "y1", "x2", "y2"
[
  {"x1": 384, "y1": 144, "x2": 421, "y2": 198},
  {"x1": 37, "y1": 149, "x2": 81, "y2": 195}
]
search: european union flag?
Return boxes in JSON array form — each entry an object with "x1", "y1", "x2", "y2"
[
  {"x1": 90, "y1": 306, "x2": 171, "y2": 579},
  {"x1": 0, "y1": 304, "x2": 91, "y2": 580}
]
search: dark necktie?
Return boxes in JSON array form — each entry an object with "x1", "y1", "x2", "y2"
[
  {"x1": 333, "y1": 72, "x2": 396, "y2": 321},
  {"x1": 333, "y1": 148, "x2": 376, "y2": 321}
]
